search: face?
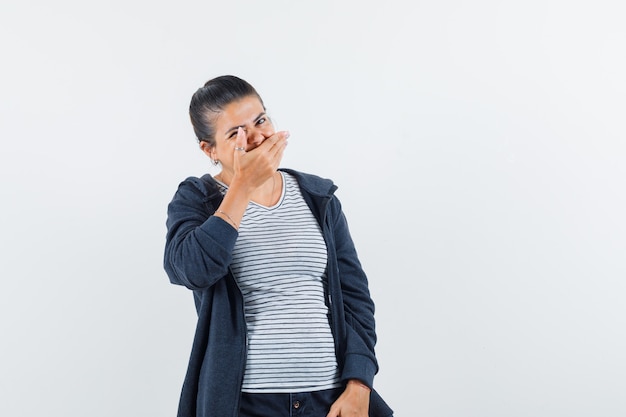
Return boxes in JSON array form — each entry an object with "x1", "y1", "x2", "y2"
[{"x1": 200, "y1": 95, "x2": 274, "y2": 171}]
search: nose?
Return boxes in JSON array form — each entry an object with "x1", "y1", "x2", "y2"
[{"x1": 246, "y1": 127, "x2": 268, "y2": 147}]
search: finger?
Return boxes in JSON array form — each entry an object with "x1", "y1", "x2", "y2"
[
  {"x1": 272, "y1": 130, "x2": 290, "y2": 145},
  {"x1": 266, "y1": 131, "x2": 289, "y2": 160},
  {"x1": 274, "y1": 132, "x2": 289, "y2": 155},
  {"x1": 259, "y1": 130, "x2": 289, "y2": 150},
  {"x1": 271, "y1": 138, "x2": 288, "y2": 164},
  {"x1": 325, "y1": 403, "x2": 340, "y2": 417},
  {"x1": 262, "y1": 136, "x2": 288, "y2": 171},
  {"x1": 234, "y1": 127, "x2": 247, "y2": 154}
]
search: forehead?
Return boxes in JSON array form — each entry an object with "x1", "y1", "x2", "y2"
[{"x1": 214, "y1": 96, "x2": 265, "y2": 129}]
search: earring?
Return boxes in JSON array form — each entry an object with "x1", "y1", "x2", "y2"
[{"x1": 212, "y1": 159, "x2": 219, "y2": 166}]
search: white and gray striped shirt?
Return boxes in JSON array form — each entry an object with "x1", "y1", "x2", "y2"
[{"x1": 216, "y1": 172, "x2": 340, "y2": 393}]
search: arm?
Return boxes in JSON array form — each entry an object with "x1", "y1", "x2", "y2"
[
  {"x1": 163, "y1": 178, "x2": 239, "y2": 291},
  {"x1": 333, "y1": 199, "x2": 378, "y2": 384},
  {"x1": 327, "y1": 198, "x2": 379, "y2": 416},
  {"x1": 164, "y1": 128, "x2": 288, "y2": 290}
]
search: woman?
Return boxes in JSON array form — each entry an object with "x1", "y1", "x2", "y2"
[{"x1": 164, "y1": 75, "x2": 393, "y2": 417}]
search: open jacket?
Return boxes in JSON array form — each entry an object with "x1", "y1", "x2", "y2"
[{"x1": 163, "y1": 169, "x2": 393, "y2": 417}]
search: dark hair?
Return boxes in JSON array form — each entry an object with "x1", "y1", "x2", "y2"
[{"x1": 189, "y1": 75, "x2": 264, "y2": 146}]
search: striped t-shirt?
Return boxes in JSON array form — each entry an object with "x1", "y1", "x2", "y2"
[{"x1": 216, "y1": 172, "x2": 340, "y2": 393}]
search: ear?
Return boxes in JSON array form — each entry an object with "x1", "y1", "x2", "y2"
[{"x1": 199, "y1": 141, "x2": 216, "y2": 160}]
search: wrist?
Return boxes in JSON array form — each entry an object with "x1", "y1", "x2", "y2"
[
  {"x1": 347, "y1": 379, "x2": 371, "y2": 392},
  {"x1": 228, "y1": 176, "x2": 256, "y2": 199},
  {"x1": 214, "y1": 210, "x2": 238, "y2": 229}
]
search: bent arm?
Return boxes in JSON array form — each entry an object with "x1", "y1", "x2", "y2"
[{"x1": 163, "y1": 179, "x2": 238, "y2": 291}]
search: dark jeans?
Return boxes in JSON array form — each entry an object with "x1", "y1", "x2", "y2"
[{"x1": 239, "y1": 387, "x2": 344, "y2": 417}]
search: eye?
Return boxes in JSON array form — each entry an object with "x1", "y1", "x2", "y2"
[{"x1": 256, "y1": 117, "x2": 266, "y2": 125}]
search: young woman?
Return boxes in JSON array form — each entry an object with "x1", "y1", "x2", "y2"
[{"x1": 164, "y1": 75, "x2": 393, "y2": 417}]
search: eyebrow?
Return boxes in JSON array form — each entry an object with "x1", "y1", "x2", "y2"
[{"x1": 224, "y1": 112, "x2": 266, "y2": 136}]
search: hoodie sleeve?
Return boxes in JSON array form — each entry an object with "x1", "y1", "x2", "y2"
[
  {"x1": 329, "y1": 197, "x2": 379, "y2": 388},
  {"x1": 163, "y1": 177, "x2": 238, "y2": 291}
]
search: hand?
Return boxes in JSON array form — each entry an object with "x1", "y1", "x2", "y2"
[
  {"x1": 326, "y1": 380, "x2": 371, "y2": 417},
  {"x1": 231, "y1": 127, "x2": 289, "y2": 193}
]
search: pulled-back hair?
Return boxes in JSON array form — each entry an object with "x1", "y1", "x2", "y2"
[{"x1": 189, "y1": 75, "x2": 264, "y2": 146}]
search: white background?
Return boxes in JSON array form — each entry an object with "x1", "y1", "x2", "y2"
[{"x1": 1, "y1": 1, "x2": 625, "y2": 416}]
